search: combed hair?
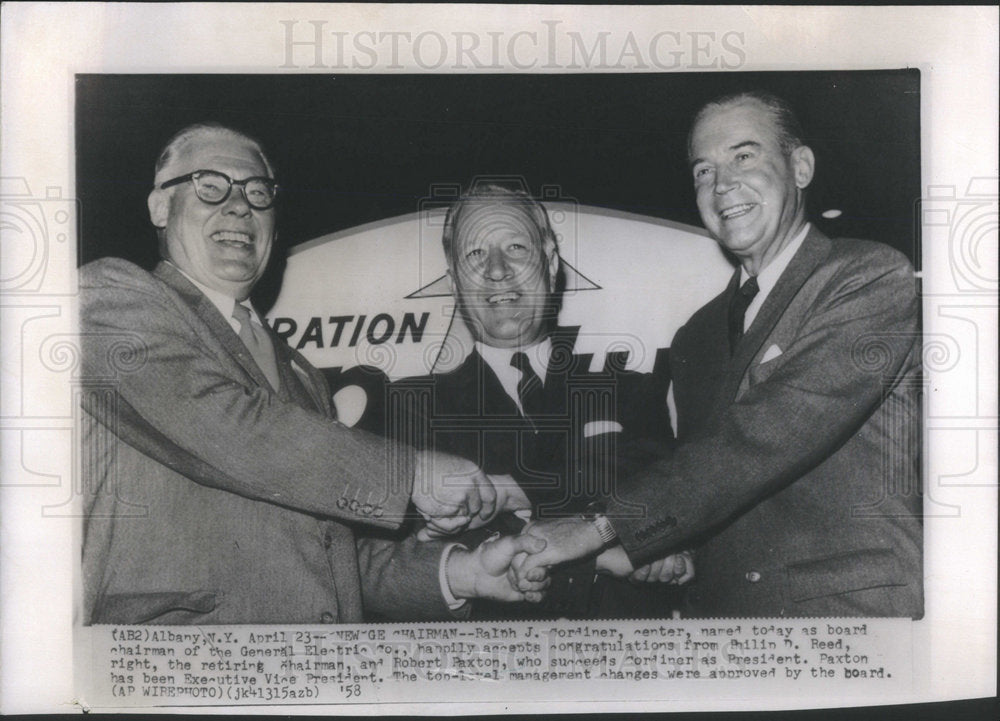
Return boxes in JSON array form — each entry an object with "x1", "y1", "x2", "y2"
[
  {"x1": 687, "y1": 90, "x2": 807, "y2": 161},
  {"x1": 441, "y1": 184, "x2": 557, "y2": 261},
  {"x1": 153, "y1": 122, "x2": 275, "y2": 182}
]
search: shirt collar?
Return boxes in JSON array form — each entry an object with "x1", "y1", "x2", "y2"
[
  {"x1": 166, "y1": 261, "x2": 259, "y2": 325},
  {"x1": 740, "y1": 222, "x2": 811, "y2": 294},
  {"x1": 476, "y1": 337, "x2": 552, "y2": 382}
]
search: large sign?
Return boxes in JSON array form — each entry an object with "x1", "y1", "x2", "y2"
[{"x1": 267, "y1": 200, "x2": 733, "y2": 423}]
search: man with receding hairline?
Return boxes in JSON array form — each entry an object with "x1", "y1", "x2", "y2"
[
  {"x1": 358, "y1": 184, "x2": 693, "y2": 619},
  {"x1": 514, "y1": 91, "x2": 923, "y2": 618},
  {"x1": 79, "y1": 123, "x2": 548, "y2": 624}
]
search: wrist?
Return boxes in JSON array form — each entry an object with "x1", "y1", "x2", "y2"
[
  {"x1": 580, "y1": 502, "x2": 617, "y2": 548},
  {"x1": 440, "y1": 543, "x2": 471, "y2": 607},
  {"x1": 444, "y1": 544, "x2": 476, "y2": 600},
  {"x1": 594, "y1": 544, "x2": 632, "y2": 577},
  {"x1": 500, "y1": 482, "x2": 531, "y2": 513},
  {"x1": 567, "y1": 517, "x2": 608, "y2": 557}
]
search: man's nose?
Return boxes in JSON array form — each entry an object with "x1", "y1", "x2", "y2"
[
  {"x1": 483, "y1": 247, "x2": 513, "y2": 281},
  {"x1": 221, "y1": 186, "x2": 253, "y2": 216},
  {"x1": 714, "y1": 165, "x2": 740, "y2": 194}
]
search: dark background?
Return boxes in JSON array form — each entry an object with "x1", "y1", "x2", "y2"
[
  {"x1": 72, "y1": 74, "x2": 1000, "y2": 721},
  {"x1": 76, "y1": 71, "x2": 920, "y2": 309}
]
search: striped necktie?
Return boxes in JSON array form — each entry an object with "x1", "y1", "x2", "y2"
[{"x1": 511, "y1": 351, "x2": 545, "y2": 419}]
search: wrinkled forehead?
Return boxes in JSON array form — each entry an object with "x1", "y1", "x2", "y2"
[
  {"x1": 157, "y1": 131, "x2": 272, "y2": 183},
  {"x1": 453, "y1": 200, "x2": 544, "y2": 250}
]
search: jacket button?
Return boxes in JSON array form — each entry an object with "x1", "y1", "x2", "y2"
[
  {"x1": 323, "y1": 529, "x2": 334, "y2": 549},
  {"x1": 320, "y1": 612, "x2": 335, "y2": 623},
  {"x1": 745, "y1": 570, "x2": 762, "y2": 583}
]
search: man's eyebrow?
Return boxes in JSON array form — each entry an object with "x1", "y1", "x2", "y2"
[{"x1": 690, "y1": 140, "x2": 761, "y2": 167}]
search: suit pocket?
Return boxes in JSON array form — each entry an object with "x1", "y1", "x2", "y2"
[
  {"x1": 91, "y1": 590, "x2": 217, "y2": 625},
  {"x1": 747, "y1": 349, "x2": 785, "y2": 388},
  {"x1": 784, "y1": 548, "x2": 906, "y2": 603}
]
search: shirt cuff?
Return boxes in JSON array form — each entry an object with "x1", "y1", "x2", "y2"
[
  {"x1": 583, "y1": 420, "x2": 623, "y2": 438},
  {"x1": 439, "y1": 542, "x2": 470, "y2": 610}
]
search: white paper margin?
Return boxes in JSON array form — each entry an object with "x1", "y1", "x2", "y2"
[{"x1": 1, "y1": 3, "x2": 997, "y2": 714}]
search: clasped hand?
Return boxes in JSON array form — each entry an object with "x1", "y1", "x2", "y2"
[
  {"x1": 446, "y1": 533, "x2": 552, "y2": 603},
  {"x1": 508, "y1": 517, "x2": 695, "y2": 587},
  {"x1": 415, "y1": 468, "x2": 530, "y2": 540},
  {"x1": 411, "y1": 449, "x2": 498, "y2": 536},
  {"x1": 595, "y1": 546, "x2": 695, "y2": 585}
]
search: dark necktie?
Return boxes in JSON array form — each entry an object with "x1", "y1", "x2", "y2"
[
  {"x1": 232, "y1": 303, "x2": 281, "y2": 391},
  {"x1": 728, "y1": 275, "x2": 760, "y2": 355},
  {"x1": 511, "y1": 351, "x2": 544, "y2": 419}
]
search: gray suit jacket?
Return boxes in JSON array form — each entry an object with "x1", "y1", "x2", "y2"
[
  {"x1": 609, "y1": 229, "x2": 923, "y2": 617},
  {"x1": 80, "y1": 259, "x2": 451, "y2": 624}
]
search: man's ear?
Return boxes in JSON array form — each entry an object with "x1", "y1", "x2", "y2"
[
  {"x1": 148, "y1": 189, "x2": 169, "y2": 228},
  {"x1": 792, "y1": 145, "x2": 815, "y2": 189},
  {"x1": 544, "y1": 237, "x2": 559, "y2": 286}
]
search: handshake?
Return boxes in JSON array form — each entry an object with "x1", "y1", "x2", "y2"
[{"x1": 411, "y1": 450, "x2": 694, "y2": 606}]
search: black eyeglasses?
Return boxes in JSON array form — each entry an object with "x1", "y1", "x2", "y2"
[{"x1": 159, "y1": 170, "x2": 278, "y2": 210}]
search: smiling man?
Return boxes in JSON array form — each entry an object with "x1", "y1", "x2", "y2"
[
  {"x1": 149, "y1": 127, "x2": 279, "y2": 302},
  {"x1": 445, "y1": 190, "x2": 561, "y2": 350},
  {"x1": 353, "y1": 184, "x2": 692, "y2": 620},
  {"x1": 515, "y1": 91, "x2": 924, "y2": 618},
  {"x1": 78, "y1": 124, "x2": 547, "y2": 625},
  {"x1": 689, "y1": 96, "x2": 814, "y2": 278}
]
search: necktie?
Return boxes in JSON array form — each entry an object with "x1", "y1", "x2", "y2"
[
  {"x1": 511, "y1": 351, "x2": 544, "y2": 419},
  {"x1": 728, "y1": 275, "x2": 760, "y2": 355},
  {"x1": 232, "y1": 303, "x2": 281, "y2": 391}
]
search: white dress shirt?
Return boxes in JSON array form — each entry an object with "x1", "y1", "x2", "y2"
[
  {"x1": 167, "y1": 262, "x2": 265, "y2": 332},
  {"x1": 740, "y1": 223, "x2": 811, "y2": 331},
  {"x1": 476, "y1": 338, "x2": 552, "y2": 414}
]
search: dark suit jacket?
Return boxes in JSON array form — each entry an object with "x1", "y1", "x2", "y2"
[
  {"x1": 357, "y1": 327, "x2": 677, "y2": 618},
  {"x1": 608, "y1": 228, "x2": 923, "y2": 617},
  {"x1": 80, "y1": 259, "x2": 452, "y2": 624},
  {"x1": 362, "y1": 328, "x2": 672, "y2": 513}
]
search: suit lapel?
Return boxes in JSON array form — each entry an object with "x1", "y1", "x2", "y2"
[
  {"x1": 270, "y1": 330, "x2": 331, "y2": 414},
  {"x1": 475, "y1": 351, "x2": 521, "y2": 418},
  {"x1": 434, "y1": 351, "x2": 518, "y2": 418},
  {"x1": 444, "y1": 329, "x2": 586, "y2": 419},
  {"x1": 152, "y1": 263, "x2": 291, "y2": 400},
  {"x1": 670, "y1": 272, "x2": 735, "y2": 438},
  {"x1": 721, "y1": 227, "x2": 833, "y2": 403},
  {"x1": 538, "y1": 327, "x2": 580, "y2": 417}
]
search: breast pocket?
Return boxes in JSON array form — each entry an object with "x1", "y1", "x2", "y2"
[{"x1": 747, "y1": 343, "x2": 787, "y2": 389}]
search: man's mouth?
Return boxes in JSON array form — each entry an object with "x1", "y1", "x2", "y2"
[
  {"x1": 487, "y1": 291, "x2": 521, "y2": 305},
  {"x1": 211, "y1": 230, "x2": 254, "y2": 248},
  {"x1": 719, "y1": 203, "x2": 756, "y2": 221}
]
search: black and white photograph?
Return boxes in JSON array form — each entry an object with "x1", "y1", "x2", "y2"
[
  {"x1": 1, "y1": 4, "x2": 996, "y2": 716},
  {"x1": 74, "y1": 70, "x2": 924, "y2": 626}
]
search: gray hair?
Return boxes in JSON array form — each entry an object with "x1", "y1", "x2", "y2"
[
  {"x1": 153, "y1": 122, "x2": 275, "y2": 183},
  {"x1": 441, "y1": 184, "x2": 557, "y2": 262},
  {"x1": 687, "y1": 90, "x2": 807, "y2": 161}
]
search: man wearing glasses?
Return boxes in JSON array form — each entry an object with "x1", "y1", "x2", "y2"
[{"x1": 79, "y1": 123, "x2": 546, "y2": 625}]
